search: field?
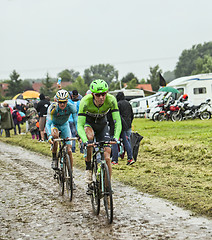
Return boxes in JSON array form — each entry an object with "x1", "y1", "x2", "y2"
[{"x1": 0, "y1": 118, "x2": 211, "y2": 218}]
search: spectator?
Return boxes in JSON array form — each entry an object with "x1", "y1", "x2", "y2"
[
  {"x1": 26, "y1": 102, "x2": 39, "y2": 140},
  {"x1": 111, "y1": 92, "x2": 134, "y2": 165},
  {"x1": 116, "y1": 92, "x2": 134, "y2": 145},
  {"x1": 68, "y1": 90, "x2": 83, "y2": 153},
  {"x1": 12, "y1": 107, "x2": 21, "y2": 135},
  {"x1": 0, "y1": 103, "x2": 15, "y2": 137},
  {"x1": 69, "y1": 90, "x2": 83, "y2": 100},
  {"x1": 36, "y1": 93, "x2": 50, "y2": 142}
]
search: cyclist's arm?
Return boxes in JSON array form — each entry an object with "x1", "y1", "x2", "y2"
[
  {"x1": 77, "y1": 114, "x2": 88, "y2": 143},
  {"x1": 77, "y1": 97, "x2": 89, "y2": 143},
  {"x1": 109, "y1": 95, "x2": 122, "y2": 139},
  {"x1": 111, "y1": 110, "x2": 122, "y2": 140},
  {"x1": 45, "y1": 118, "x2": 52, "y2": 138},
  {"x1": 45, "y1": 103, "x2": 57, "y2": 138}
]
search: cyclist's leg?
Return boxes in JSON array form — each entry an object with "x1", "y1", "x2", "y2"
[
  {"x1": 104, "y1": 147, "x2": 112, "y2": 178},
  {"x1": 95, "y1": 124, "x2": 112, "y2": 177},
  {"x1": 85, "y1": 125, "x2": 94, "y2": 162},
  {"x1": 51, "y1": 125, "x2": 59, "y2": 169},
  {"x1": 60, "y1": 122, "x2": 73, "y2": 168},
  {"x1": 51, "y1": 126, "x2": 59, "y2": 152},
  {"x1": 66, "y1": 144, "x2": 73, "y2": 169},
  {"x1": 84, "y1": 125, "x2": 94, "y2": 185}
]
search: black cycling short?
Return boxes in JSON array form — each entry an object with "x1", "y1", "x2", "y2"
[{"x1": 85, "y1": 117, "x2": 111, "y2": 142}]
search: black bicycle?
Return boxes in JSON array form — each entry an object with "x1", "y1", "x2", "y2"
[
  {"x1": 53, "y1": 137, "x2": 77, "y2": 201},
  {"x1": 87, "y1": 140, "x2": 116, "y2": 224}
]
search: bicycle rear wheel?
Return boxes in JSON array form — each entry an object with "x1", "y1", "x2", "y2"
[
  {"x1": 91, "y1": 157, "x2": 100, "y2": 215},
  {"x1": 64, "y1": 152, "x2": 73, "y2": 201},
  {"x1": 102, "y1": 163, "x2": 113, "y2": 224}
]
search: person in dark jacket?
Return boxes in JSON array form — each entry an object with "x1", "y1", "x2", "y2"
[
  {"x1": 0, "y1": 103, "x2": 15, "y2": 137},
  {"x1": 112, "y1": 92, "x2": 134, "y2": 165},
  {"x1": 36, "y1": 93, "x2": 50, "y2": 142},
  {"x1": 12, "y1": 106, "x2": 21, "y2": 135}
]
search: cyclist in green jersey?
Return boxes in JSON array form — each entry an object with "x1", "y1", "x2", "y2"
[{"x1": 77, "y1": 79, "x2": 122, "y2": 190}]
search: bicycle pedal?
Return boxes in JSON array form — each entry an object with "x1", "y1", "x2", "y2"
[{"x1": 53, "y1": 174, "x2": 57, "y2": 179}]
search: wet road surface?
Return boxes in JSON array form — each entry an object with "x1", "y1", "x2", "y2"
[{"x1": 0, "y1": 141, "x2": 211, "y2": 239}]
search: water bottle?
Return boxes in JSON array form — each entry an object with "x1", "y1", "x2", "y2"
[
  {"x1": 57, "y1": 77, "x2": 62, "y2": 85},
  {"x1": 60, "y1": 157, "x2": 63, "y2": 168}
]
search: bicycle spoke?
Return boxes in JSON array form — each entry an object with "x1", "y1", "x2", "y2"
[
  {"x1": 57, "y1": 169, "x2": 64, "y2": 196},
  {"x1": 64, "y1": 153, "x2": 73, "y2": 201},
  {"x1": 103, "y1": 163, "x2": 113, "y2": 224},
  {"x1": 90, "y1": 159, "x2": 100, "y2": 215}
]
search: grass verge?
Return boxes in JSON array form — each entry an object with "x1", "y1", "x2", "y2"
[{"x1": 1, "y1": 118, "x2": 211, "y2": 218}]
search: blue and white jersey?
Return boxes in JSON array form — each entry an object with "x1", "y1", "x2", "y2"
[{"x1": 45, "y1": 101, "x2": 77, "y2": 136}]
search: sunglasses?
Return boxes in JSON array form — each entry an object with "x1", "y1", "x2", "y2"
[
  {"x1": 58, "y1": 101, "x2": 67, "y2": 105},
  {"x1": 94, "y1": 92, "x2": 107, "y2": 97}
]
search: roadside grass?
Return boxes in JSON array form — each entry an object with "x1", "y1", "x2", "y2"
[{"x1": 0, "y1": 118, "x2": 211, "y2": 218}]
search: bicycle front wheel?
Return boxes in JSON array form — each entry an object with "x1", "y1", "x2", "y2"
[
  {"x1": 57, "y1": 168, "x2": 64, "y2": 196},
  {"x1": 91, "y1": 158, "x2": 100, "y2": 215},
  {"x1": 102, "y1": 163, "x2": 113, "y2": 224},
  {"x1": 64, "y1": 153, "x2": 73, "y2": 201}
]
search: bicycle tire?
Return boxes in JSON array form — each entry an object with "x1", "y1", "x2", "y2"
[
  {"x1": 91, "y1": 155, "x2": 100, "y2": 215},
  {"x1": 102, "y1": 163, "x2": 113, "y2": 224},
  {"x1": 64, "y1": 152, "x2": 73, "y2": 201},
  {"x1": 57, "y1": 167, "x2": 64, "y2": 196}
]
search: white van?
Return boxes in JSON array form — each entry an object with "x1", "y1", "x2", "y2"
[
  {"x1": 130, "y1": 92, "x2": 165, "y2": 118},
  {"x1": 167, "y1": 73, "x2": 212, "y2": 105}
]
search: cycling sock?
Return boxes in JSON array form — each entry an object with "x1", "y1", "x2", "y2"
[
  {"x1": 85, "y1": 161, "x2": 92, "y2": 170},
  {"x1": 52, "y1": 153, "x2": 57, "y2": 158}
]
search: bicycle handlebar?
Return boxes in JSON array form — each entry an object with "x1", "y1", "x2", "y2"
[
  {"x1": 86, "y1": 141, "x2": 117, "y2": 148},
  {"x1": 53, "y1": 137, "x2": 78, "y2": 142}
]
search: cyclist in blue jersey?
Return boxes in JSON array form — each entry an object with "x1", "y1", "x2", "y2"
[{"x1": 45, "y1": 89, "x2": 77, "y2": 170}]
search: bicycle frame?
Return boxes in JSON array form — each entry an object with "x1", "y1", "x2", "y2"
[
  {"x1": 53, "y1": 137, "x2": 78, "y2": 200},
  {"x1": 87, "y1": 140, "x2": 116, "y2": 224}
]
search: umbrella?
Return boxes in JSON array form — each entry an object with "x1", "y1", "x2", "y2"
[
  {"x1": 13, "y1": 90, "x2": 40, "y2": 100},
  {"x1": 130, "y1": 132, "x2": 143, "y2": 162},
  {"x1": 158, "y1": 86, "x2": 179, "y2": 93}
]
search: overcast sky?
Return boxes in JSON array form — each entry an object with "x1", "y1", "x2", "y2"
[{"x1": 0, "y1": 0, "x2": 212, "y2": 81}]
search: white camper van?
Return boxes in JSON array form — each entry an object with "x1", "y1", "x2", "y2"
[
  {"x1": 130, "y1": 92, "x2": 165, "y2": 117},
  {"x1": 167, "y1": 73, "x2": 212, "y2": 105}
]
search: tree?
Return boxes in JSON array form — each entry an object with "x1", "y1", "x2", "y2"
[
  {"x1": 147, "y1": 65, "x2": 162, "y2": 91},
  {"x1": 83, "y1": 64, "x2": 119, "y2": 86},
  {"x1": 40, "y1": 73, "x2": 56, "y2": 98},
  {"x1": 192, "y1": 55, "x2": 212, "y2": 75},
  {"x1": 126, "y1": 78, "x2": 138, "y2": 89},
  {"x1": 140, "y1": 78, "x2": 146, "y2": 84},
  {"x1": 175, "y1": 41, "x2": 212, "y2": 78},
  {"x1": 109, "y1": 81, "x2": 123, "y2": 91},
  {"x1": 121, "y1": 72, "x2": 139, "y2": 84},
  {"x1": 6, "y1": 70, "x2": 23, "y2": 97},
  {"x1": 163, "y1": 70, "x2": 175, "y2": 83},
  {"x1": 22, "y1": 80, "x2": 33, "y2": 91},
  {"x1": 65, "y1": 76, "x2": 88, "y2": 96},
  {"x1": 58, "y1": 69, "x2": 80, "y2": 82}
]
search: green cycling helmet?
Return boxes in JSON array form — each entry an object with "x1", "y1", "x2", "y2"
[{"x1": 90, "y1": 79, "x2": 108, "y2": 93}]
